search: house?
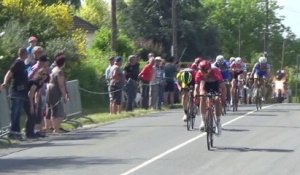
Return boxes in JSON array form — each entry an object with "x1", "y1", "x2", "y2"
[{"x1": 73, "y1": 16, "x2": 98, "y2": 47}]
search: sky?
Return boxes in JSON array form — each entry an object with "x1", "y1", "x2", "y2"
[{"x1": 277, "y1": 0, "x2": 300, "y2": 37}]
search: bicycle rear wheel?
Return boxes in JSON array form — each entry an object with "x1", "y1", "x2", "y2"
[
  {"x1": 233, "y1": 88, "x2": 238, "y2": 112},
  {"x1": 187, "y1": 95, "x2": 194, "y2": 131},
  {"x1": 206, "y1": 109, "x2": 214, "y2": 150}
]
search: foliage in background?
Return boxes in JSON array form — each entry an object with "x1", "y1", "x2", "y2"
[
  {"x1": 77, "y1": 0, "x2": 109, "y2": 27},
  {"x1": 91, "y1": 26, "x2": 137, "y2": 58}
]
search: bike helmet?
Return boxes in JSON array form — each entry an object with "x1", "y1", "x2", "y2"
[
  {"x1": 198, "y1": 60, "x2": 211, "y2": 71},
  {"x1": 28, "y1": 36, "x2": 37, "y2": 43},
  {"x1": 229, "y1": 57, "x2": 235, "y2": 63},
  {"x1": 258, "y1": 56, "x2": 267, "y2": 64},
  {"x1": 194, "y1": 57, "x2": 202, "y2": 64},
  {"x1": 216, "y1": 55, "x2": 224, "y2": 64},
  {"x1": 190, "y1": 63, "x2": 198, "y2": 70},
  {"x1": 235, "y1": 57, "x2": 242, "y2": 64}
]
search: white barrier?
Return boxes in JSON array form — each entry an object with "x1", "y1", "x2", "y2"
[
  {"x1": 64, "y1": 80, "x2": 82, "y2": 118},
  {"x1": 0, "y1": 91, "x2": 10, "y2": 131}
]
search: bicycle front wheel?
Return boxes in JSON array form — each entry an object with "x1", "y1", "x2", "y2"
[{"x1": 206, "y1": 109, "x2": 214, "y2": 150}]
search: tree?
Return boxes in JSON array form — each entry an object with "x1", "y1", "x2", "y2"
[
  {"x1": 111, "y1": 0, "x2": 118, "y2": 53},
  {"x1": 117, "y1": 0, "x2": 217, "y2": 60},
  {"x1": 41, "y1": 0, "x2": 81, "y2": 9},
  {"x1": 77, "y1": 0, "x2": 109, "y2": 27}
]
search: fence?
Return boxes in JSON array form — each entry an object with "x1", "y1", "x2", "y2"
[
  {"x1": 0, "y1": 79, "x2": 82, "y2": 135},
  {"x1": 0, "y1": 90, "x2": 10, "y2": 136}
]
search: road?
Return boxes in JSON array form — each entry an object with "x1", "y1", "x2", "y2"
[{"x1": 0, "y1": 103, "x2": 299, "y2": 175}]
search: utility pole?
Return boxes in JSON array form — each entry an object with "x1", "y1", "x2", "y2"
[
  {"x1": 264, "y1": 0, "x2": 269, "y2": 55},
  {"x1": 172, "y1": 0, "x2": 178, "y2": 59},
  {"x1": 111, "y1": 0, "x2": 118, "y2": 53},
  {"x1": 238, "y1": 17, "x2": 241, "y2": 57}
]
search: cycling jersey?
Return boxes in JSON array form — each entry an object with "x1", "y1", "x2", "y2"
[
  {"x1": 253, "y1": 62, "x2": 270, "y2": 78},
  {"x1": 212, "y1": 61, "x2": 231, "y2": 80},
  {"x1": 176, "y1": 68, "x2": 195, "y2": 89}
]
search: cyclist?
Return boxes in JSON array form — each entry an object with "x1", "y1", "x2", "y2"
[
  {"x1": 250, "y1": 56, "x2": 270, "y2": 101},
  {"x1": 194, "y1": 60, "x2": 223, "y2": 134},
  {"x1": 212, "y1": 55, "x2": 231, "y2": 110},
  {"x1": 176, "y1": 63, "x2": 198, "y2": 121},
  {"x1": 230, "y1": 57, "x2": 245, "y2": 105}
]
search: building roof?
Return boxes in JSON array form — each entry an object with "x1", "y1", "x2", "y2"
[{"x1": 73, "y1": 16, "x2": 98, "y2": 33}]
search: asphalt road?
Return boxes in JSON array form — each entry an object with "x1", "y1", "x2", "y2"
[{"x1": 0, "y1": 103, "x2": 299, "y2": 175}]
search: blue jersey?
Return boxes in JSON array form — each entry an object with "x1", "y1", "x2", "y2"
[
  {"x1": 214, "y1": 61, "x2": 231, "y2": 80},
  {"x1": 253, "y1": 62, "x2": 270, "y2": 78}
]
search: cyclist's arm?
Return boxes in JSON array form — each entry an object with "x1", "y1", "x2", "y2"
[{"x1": 250, "y1": 63, "x2": 257, "y2": 77}]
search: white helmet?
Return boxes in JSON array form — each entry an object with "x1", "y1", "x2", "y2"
[
  {"x1": 258, "y1": 56, "x2": 267, "y2": 64},
  {"x1": 216, "y1": 55, "x2": 224, "y2": 64},
  {"x1": 235, "y1": 57, "x2": 242, "y2": 64},
  {"x1": 229, "y1": 57, "x2": 235, "y2": 63}
]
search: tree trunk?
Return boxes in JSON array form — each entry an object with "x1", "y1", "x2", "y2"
[{"x1": 111, "y1": 0, "x2": 118, "y2": 53}]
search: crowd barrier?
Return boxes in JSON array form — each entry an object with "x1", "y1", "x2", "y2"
[{"x1": 0, "y1": 79, "x2": 82, "y2": 135}]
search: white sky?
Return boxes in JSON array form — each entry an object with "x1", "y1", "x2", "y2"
[{"x1": 277, "y1": 0, "x2": 300, "y2": 37}]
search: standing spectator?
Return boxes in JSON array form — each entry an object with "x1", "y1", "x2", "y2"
[
  {"x1": 105, "y1": 57, "x2": 115, "y2": 114},
  {"x1": 164, "y1": 56, "x2": 177, "y2": 108},
  {"x1": 1, "y1": 47, "x2": 34, "y2": 139},
  {"x1": 150, "y1": 56, "x2": 165, "y2": 110},
  {"x1": 109, "y1": 56, "x2": 125, "y2": 114},
  {"x1": 138, "y1": 57, "x2": 155, "y2": 109},
  {"x1": 25, "y1": 36, "x2": 38, "y2": 67},
  {"x1": 123, "y1": 55, "x2": 140, "y2": 111},
  {"x1": 28, "y1": 54, "x2": 50, "y2": 136},
  {"x1": 46, "y1": 53, "x2": 69, "y2": 133},
  {"x1": 28, "y1": 68, "x2": 48, "y2": 137}
]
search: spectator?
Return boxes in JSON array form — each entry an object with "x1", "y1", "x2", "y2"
[
  {"x1": 1, "y1": 47, "x2": 34, "y2": 140},
  {"x1": 28, "y1": 68, "x2": 49, "y2": 137},
  {"x1": 25, "y1": 36, "x2": 38, "y2": 67},
  {"x1": 150, "y1": 56, "x2": 165, "y2": 110},
  {"x1": 105, "y1": 57, "x2": 115, "y2": 114},
  {"x1": 109, "y1": 56, "x2": 126, "y2": 114},
  {"x1": 139, "y1": 57, "x2": 155, "y2": 109},
  {"x1": 164, "y1": 56, "x2": 177, "y2": 108},
  {"x1": 28, "y1": 54, "x2": 50, "y2": 136},
  {"x1": 46, "y1": 53, "x2": 69, "y2": 133},
  {"x1": 123, "y1": 55, "x2": 140, "y2": 111}
]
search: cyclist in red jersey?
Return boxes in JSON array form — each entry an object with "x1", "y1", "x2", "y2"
[{"x1": 194, "y1": 60, "x2": 223, "y2": 134}]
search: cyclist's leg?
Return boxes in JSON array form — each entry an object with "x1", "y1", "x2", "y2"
[
  {"x1": 181, "y1": 89, "x2": 189, "y2": 121},
  {"x1": 199, "y1": 81, "x2": 207, "y2": 130}
]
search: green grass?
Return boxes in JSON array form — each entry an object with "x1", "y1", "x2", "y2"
[{"x1": 61, "y1": 108, "x2": 157, "y2": 131}]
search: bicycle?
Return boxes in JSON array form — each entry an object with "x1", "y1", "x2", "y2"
[
  {"x1": 200, "y1": 91, "x2": 220, "y2": 150},
  {"x1": 186, "y1": 88, "x2": 197, "y2": 131},
  {"x1": 232, "y1": 79, "x2": 239, "y2": 112},
  {"x1": 253, "y1": 78, "x2": 264, "y2": 111}
]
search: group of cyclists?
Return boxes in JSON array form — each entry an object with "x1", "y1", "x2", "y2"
[{"x1": 176, "y1": 54, "x2": 287, "y2": 135}]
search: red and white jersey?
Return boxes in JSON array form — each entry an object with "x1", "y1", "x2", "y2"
[{"x1": 230, "y1": 61, "x2": 245, "y2": 73}]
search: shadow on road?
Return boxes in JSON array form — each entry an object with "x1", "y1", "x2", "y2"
[
  {"x1": 222, "y1": 128, "x2": 250, "y2": 132},
  {"x1": 0, "y1": 156, "x2": 136, "y2": 173},
  {"x1": 213, "y1": 146, "x2": 294, "y2": 153}
]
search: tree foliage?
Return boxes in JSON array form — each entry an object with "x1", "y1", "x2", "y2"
[{"x1": 77, "y1": 0, "x2": 109, "y2": 27}]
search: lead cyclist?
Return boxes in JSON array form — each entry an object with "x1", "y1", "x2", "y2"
[{"x1": 250, "y1": 56, "x2": 271, "y2": 101}]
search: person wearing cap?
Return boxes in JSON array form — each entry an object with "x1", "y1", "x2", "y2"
[
  {"x1": 123, "y1": 55, "x2": 140, "y2": 111},
  {"x1": 150, "y1": 56, "x2": 165, "y2": 110},
  {"x1": 105, "y1": 57, "x2": 115, "y2": 114},
  {"x1": 109, "y1": 56, "x2": 126, "y2": 114},
  {"x1": 25, "y1": 36, "x2": 38, "y2": 66}
]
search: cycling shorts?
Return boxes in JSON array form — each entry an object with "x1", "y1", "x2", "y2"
[
  {"x1": 254, "y1": 71, "x2": 267, "y2": 79},
  {"x1": 201, "y1": 81, "x2": 219, "y2": 94},
  {"x1": 233, "y1": 70, "x2": 244, "y2": 79}
]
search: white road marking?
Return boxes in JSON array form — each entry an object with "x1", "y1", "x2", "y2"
[{"x1": 120, "y1": 105, "x2": 274, "y2": 175}]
